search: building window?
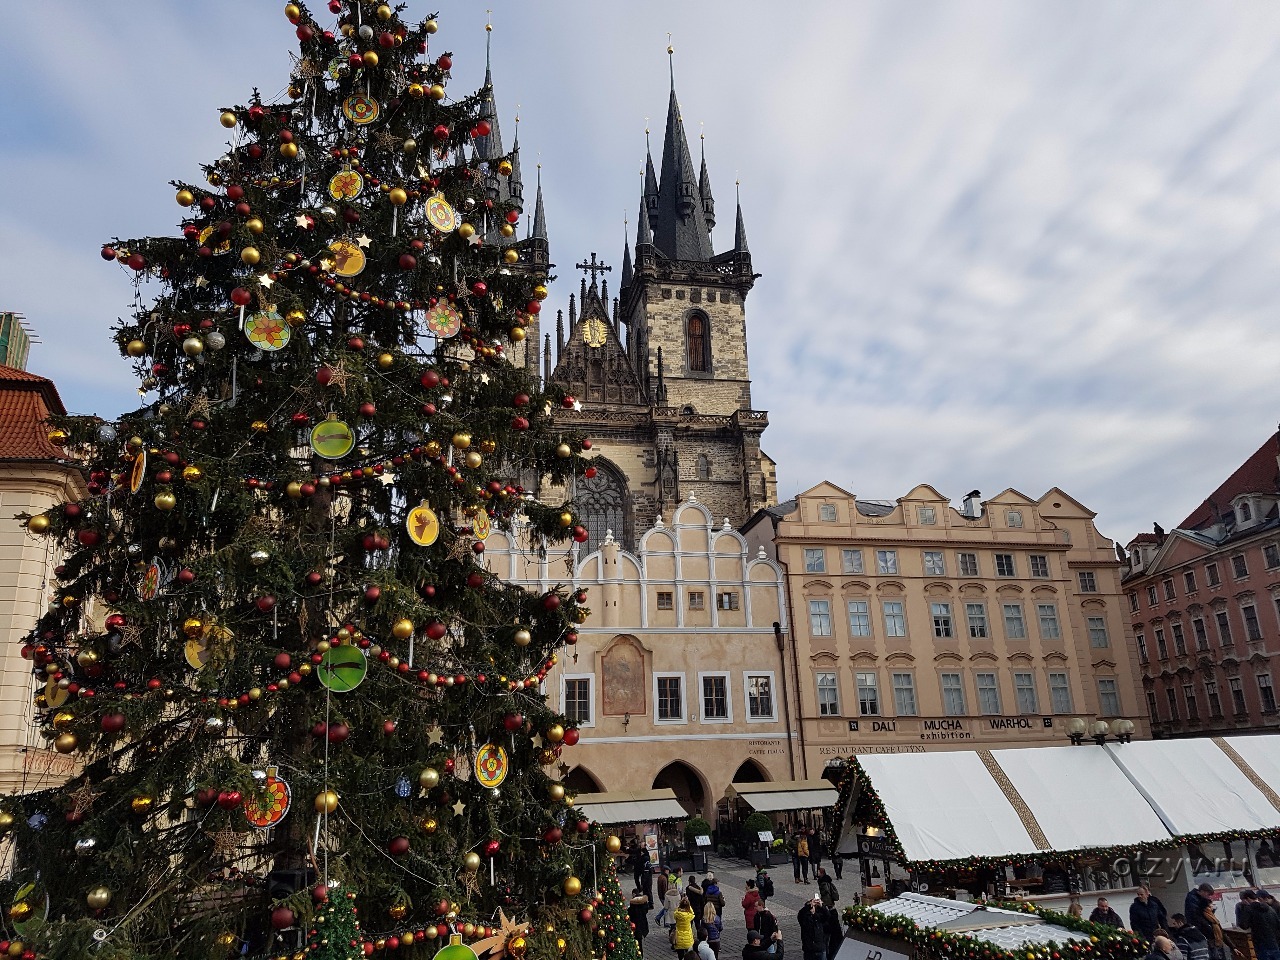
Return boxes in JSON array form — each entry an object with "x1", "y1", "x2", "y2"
[
  {"x1": 1128, "y1": 592, "x2": 1139, "y2": 612},
  {"x1": 882, "y1": 601, "x2": 906, "y2": 637},
  {"x1": 957, "y1": 552, "x2": 979, "y2": 577},
  {"x1": 847, "y1": 600, "x2": 871, "y2": 637},
  {"x1": 562, "y1": 677, "x2": 594, "y2": 725},
  {"x1": 1098, "y1": 678, "x2": 1120, "y2": 716},
  {"x1": 1266, "y1": 544, "x2": 1280, "y2": 569},
  {"x1": 1162, "y1": 578, "x2": 1176, "y2": 602},
  {"x1": 1007, "y1": 510, "x2": 1024, "y2": 528},
  {"x1": 1206, "y1": 563, "x2": 1221, "y2": 587},
  {"x1": 808, "y1": 599, "x2": 832, "y2": 637},
  {"x1": 876, "y1": 550, "x2": 898, "y2": 575},
  {"x1": 700, "y1": 673, "x2": 730, "y2": 721},
  {"x1": 923, "y1": 551, "x2": 945, "y2": 576},
  {"x1": 803, "y1": 548, "x2": 826, "y2": 573},
  {"x1": 1037, "y1": 603, "x2": 1062, "y2": 640},
  {"x1": 941, "y1": 673, "x2": 967, "y2": 716},
  {"x1": 1166, "y1": 687, "x2": 1179, "y2": 720},
  {"x1": 918, "y1": 506, "x2": 937, "y2": 525},
  {"x1": 746, "y1": 674, "x2": 776, "y2": 720},
  {"x1": 842, "y1": 549, "x2": 864, "y2": 574},
  {"x1": 1241, "y1": 501, "x2": 1253, "y2": 522},
  {"x1": 656, "y1": 675, "x2": 685, "y2": 722},
  {"x1": 1136, "y1": 633, "x2": 1149, "y2": 663},
  {"x1": 976, "y1": 673, "x2": 1001, "y2": 715},
  {"x1": 1003, "y1": 603, "x2": 1027, "y2": 639},
  {"x1": 657, "y1": 591, "x2": 674, "y2": 610},
  {"x1": 1078, "y1": 571, "x2": 1097, "y2": 593},
  {"x1": 1232, "y1": 554, "x2": 1249, "y2": 579},
  {"x1": 1049, "y1": 672, "x2": 1073, "y2": 713},
  {"x1": 1147, "y1": 585, "x2": 1159, "y2": 606},
  {"x1": 1216, "y1": 610, "x2": 1234, "y2": 646},
  {"x1": 1014, "y1": 672, "x2": 1039, "y2": 714},
  {"x1": 1183, "y1": 683, "x2": 1199, "y2": 720},
  {"x1": 1206, "y1": 680, "x2": 1222, "y2": 717},
  {"x1": 931, "y1": 602, "x2": 954, "y2": 639},
  {"x1": 688, "y1": 591, "x2": 705, "y2": 610},
  {"x1": 686, "y1": 312, "x2": 709, "y2": 372},
  {"x1": 716, "y1": 591, "x2": 740, "y2": 611},
  {"x1": 696, "y1": 454, "x2": 710, "y2": 482},
  {"x1": 856, "y1": 672, "x2": 880, "y2": 716},
  {"x1": 1184, "y1": 570, "x2": 1198, "y2": 593},
  {"x1": 1147, "y1": 689, "x2": 1160, "y2": 722},
  {"x1": 816, "y1": 672, "x2": 841, "y2": 716},
  {"x1": 892, "y1": 673, "x2": 918, "y2": 716},
  {"x1": 1259, "y1": 673, "x2": 1277, "y2": 713},
  {"x1": 577, "y1": 462, "x2": 627, "y2": 556},
  {"x1": 1029, "y1": 555, "x2": 1050, "y2": 578},
  {"x1": 1171, "y1": 621, "x2": 1187, "y2": 656},
  {"x1": 1155, "y1": 628, "x2": 1168, "y2": 660},
  {"x1": 995, "y1": 554, "x2": 1017, "y2": 577},
  {"x1": 1088, "y1": 617, "x2": 1110, "y2": 648},
  {"x1": 1229, "y1": 677, "x2": 1247, "y2": 715},
  {"x1": 966, "y1": 602, "x2": 989, "y2": 639},
  {"x1": 1193, "y1": 617, "x2": 1209, "y2": 651},
  {"x1": 818, "y1": 502, "x2": 836, "y2": 522},
  {"x1": 1243, "y1": 603, "x2": 1263, "y2": 641}
]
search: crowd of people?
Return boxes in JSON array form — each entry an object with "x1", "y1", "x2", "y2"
[
  {"x1": 623, "y1": 837, "x2": 845, "y2": 960},
  {"x1": 1075, "y1": 883, "x2": 1279, "y2": 960}
]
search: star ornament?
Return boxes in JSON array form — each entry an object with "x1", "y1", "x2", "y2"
[
  {"x1": 257, "y1": 273, "x2": 275, "y2": 289},
  {"x1": 207, "y1": 827, "x2": 245, "y2": 860},
  {"x1": 68, "y1": 780, "x2": 101, "y2": 818},
  {"x1": 451, "y1": 799, "x2": 466, "y2": 817},
  {"x1": 471, "y1": 910, "x2": 530, "y2": 960},
  {"x1": 355, "y1": 234, "x2": 373, "y2": 249}
]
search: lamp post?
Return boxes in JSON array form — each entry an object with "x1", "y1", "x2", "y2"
[{"x1": 1067, "y1": 717, "x2": 1135, "y2": 746}]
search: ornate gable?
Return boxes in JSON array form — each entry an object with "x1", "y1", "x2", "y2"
[{"x1": 550, "y1": 283, "x2": 645, "y2": 407}]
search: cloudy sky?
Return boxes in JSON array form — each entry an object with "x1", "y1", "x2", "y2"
[{"x1": 4, "y1": 1, "x2": 1280, "y2": 543}]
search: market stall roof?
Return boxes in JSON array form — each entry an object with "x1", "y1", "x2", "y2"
[
  {"x1": 1104, "y1": 738, "x2": 1280, "y2": 836},
  {"x1": 868, "y1": 893, "x2": 1090, "y2": 948},
  {"x1": 725, "y1": 779, "x2": 840, "y2": 812},
  {"x1": 573, "y1": 788, "x2": 688, "y2": 825}
]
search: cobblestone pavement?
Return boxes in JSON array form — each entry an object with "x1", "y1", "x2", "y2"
[{"x1": 633, "y1": 855, "x2": 859, "y2": 958}]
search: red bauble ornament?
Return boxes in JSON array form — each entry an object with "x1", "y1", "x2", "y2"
[
  {"x1": 511, "y1": 416, "x2": 529, "y2": 431},
  {"x1": 543, "y1": 594, "x2": 562, "y2": 610},
  {"x1": 572, "y1": 526, "x2": 589, "y2": 543},
  {"x1": 226, "y1": 184, "x2": 245, "y2": 201},
  {"x1": 470, "y1": 280, "x2": 488, "y2": 297},
  {"x1": 105, "y1": 613, "x2": 127, "y2": 630},
  {"x1": 562, "y1": 727, "x2": 580, "y2": 746},
  {"x1": 347, "y1": 336, "x2": 365, "y2": 351},
  {"x1": 437, "y1": 54, "x2": 452, "y2": 70},
  {"x1": 382, "y1": 720, "x2": 397, "y2": 736},
  {"x1": 230, "y1": 287, "x2": 253, "y2": 306},
  {"x1": 77, "y1": 528, "x2": 101, "y2": 548},
  {"x1": 562, "y1": 396, "x2": 577, "y2": 409},
  {"x1": 315, "y1": 366, "x2": 334, "y2": 386},
  {"x1": 388, "y1": 836, "x2": 411, "y2": 857},
  {"x1": 543, "y1": 826, "x2": 562, "y2": 844},
  {"x1": 126, "y1": 253, "x2": 147, "y2": 271},
  {"x1": 327, "y1": 723, "x2": 350, "y2": 744},
  {"x1": 296, "y1": 23, "x2": 315, "y2": 42},
  {"x1": 272, "y1": 906, "x2": 296, "y2": 930},
  {"x1": 504, "y1": 210, "x2": 520, "y2": 225},
  {"x1": 575, "y1": 819, "x2": 590, "y2": 834},
  {"x1": 398, "y1": 253, "x2": 417, "y2": 270},
  {"x1": 255, "y1": 595, "x2": 277, "y2": 613},
  {"x1": 364, "y1": 585, "x2": 381, "y2": 602},
  {"x1": 503, "y1": 712, "x2": 523, "y2": 732},
  {"x1": 358, "y1": 402, "x2": 377, "y2": 418},
  {"x1": 426, "y1": 621, "x2": 447, "y2": 640},
  {"x1": 582, "y1": 439, "x2": 593, "y2": 450},
  {"x1": 218, "y1": 790, "x2": 243, "y2": 809},
  {"x1": 579, "y1": 908, "x2": 594, "y2": 924},
  {"x1": 484, "y1": 839, "x2": 501, "y2": 857},
  {"x1": 177, "y1": 567, "x2": 196, "y2": 584},
  {"x1": 584, "y1": 466, "x2": 597, "y2": 479},
  {"x1": 432, "y1": 124, "x2": 450, "y2": 141},
  {"x1": 475, "y1": 120, "x2": 492, "y2": 137},
  {"x1": 466, "y1": 572, "x2": 485, "y2": 589},
  {"x1": 420, "y1": 370, "x2": 440, "y2": 389},
  {"x1": 100, "y1": 246, "x2": 116, "y2": 261},
  {"x1": 513, "y1": 393, "x2": 530, "y2": 407},
  {"x1": 100, "y1": 712, "x2": 126, "y2": 734},
  {"x1": 274, "y1": 652, "x2": 292, "y2": 670}
]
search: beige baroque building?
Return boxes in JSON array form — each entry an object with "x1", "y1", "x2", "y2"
[
  {"x1": 0, "y1": 365, "x2": 84, "y2": 793},
  {"x1": 483, "y1": 497, "x2": 793, "y2": 819},
  {"x1": 741, "y1": 482, "x2": 1148, "y2": 773}
]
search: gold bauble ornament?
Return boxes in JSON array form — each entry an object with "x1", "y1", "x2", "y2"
[
  {"x1": 548, "y1": 783, "x2": 565, "y2": 801},
  {"x1": 288, "y1": 84, "x2": 303, "y2": 99},
  {"x1": 126, "y1": 339, "x2": 147, "y2": 357},
  {"x1": 606, "y1": 835, "x2": 622, "y2": 854},
  {"x1": 391, "y1": 619, "x2": 414, "y2": 640},
  {"x1": 362, "y1": 50, "x2": 379, "y2": 67},
  {"x1": 556, "y1": 443, "x2": 572, "y2": 459},
  {"x1": 424, "y1": 440, "x2": 442, "y2": 458},
  {"x1": 0, "y1": 812, "x2": 13, "y2": 834},
  {"x1": 246, "y1": 217, "x2": 264, "y2": 235},
  {"x1": 251, "y1": 420, "x2": 269, "y2": 433},
  {"x1": 53, "y1": 711, "x2": 75, "y2": 729},
  {"x1": 429, "y1": 83, "x2": 446, "y2": 100},
  {"x1": 538, "y1": 747, "x2": 557, "y2": 766},
  {"x1": 499, "y1": 223, "x2": 516, "y2": 238},
  {"x1": 388, "y1": 187, "x2": 408, "y2": 206},
  {"x1": 54, "y1": 733, "x2": 78, "y2": 754},
  {"x1": 562, "y1": 876, "x2": 582, "y2": 896},
  {"x1": 425, "y1": 19, "x2": 438, "y2": 34},
  {"x1": 5, "y1": 943, "x2": 21, "y2": 959},
  {"x1": 154, "y1": 491, "x2": 177, "y2": 511},
  {"x1": 388, "y1": 903, "x2": 407, "y2": 920},
  {"x1": 285, "y1": 308, "x2": 306, "y2": 326},
  {"x1": 451, "y1": 432, "x2": 471, "y2": 450},
  {"x1": 86, "y1": 886, "x2": 113, "y2": 910},
  {"x1": 375, "y1": 3, "x2": 392, "y2": 19},
  {"x1": 26, "y1": 514, "x2": 50, "y2": 534},
  {"x1": 216, "y1": 933, "x2": 236, "y2": 947},
  {"x1": 478, "y1": 438, "x2": 497, "y2": 454},
  {"x1": 559, "y1": 512, "x2": 574, "y2": 528},
  {"x1": 463, "y1": 852, "x2": 481, "y2": 872},
  {"x1": 240, "y1": 245, "x2": 260, "y2": 265},
  {"x1": 182, "y1": 336, "x2": 204, "y2": 357},
  {"x1": 513, "y1": 629, "x2": 532, "y2": 647},
  {"x1": 314, "y1": 790, "x2": 340, "y2": 814},
  {"x1": 220, "y1": 111, "x2": 238, "y2": 128},
  {"x1": 508, "y1": 936, "x2": 528, "y2": 959},
  {"x1": 47, "y1": 428, "x2": 69, "y2": 446},
  {"x1": 457, "y1": 222, "x2": 476, "y2": 240},
  {"x1": 7, "y1": 902, "x2": 31, "y2": 922},
  {"x1": 533, "y1": 284, "x2": 550, "y2": 301},
  {"x1": 280, "y1": 142, "x2": 298, "y2": 159},
  {"x1": 421, "y1": 817, "x2": 438, "y2": 833},
  {"x1": 182, "y1": 464, "x2": 203, "y2": 482},
  {"x1": 402, "y1": 138, "x2": 417, "y2": 153},
  {"x1": 464, "y1": 451, "x2": 482, "y2": 469},
  {"x1": 285, "y1": 481, "x2": 303, "y2": 499},
  {"x1": 419, "y1": 767, "x2": 440, "y2": 789},
  {"x1": 503, "y1": 249, "x2": 520, "y2": 264},
  {"x1": 556, "y1": 937, "x2": 567, "y2": 954},
  {"x1": 130, "y1": 795, "x2": 155, "y2": 815},
  {"x1": 509, "y1": 326, "x2": 526, "y2": 342},
  {"x1": 546, "y1": 723, "x2": 564, "y2": 743},
  {"x1": 284, "y1": 3, "x2": 301, "y2": 21},
  {"x1": 76, "y1": 650, "x2": 98, "y2": 668},
  {"x1": 497, "y1": 159, "x2": 513, "y2": 177},
  {"x1": 176, "y1": 189, "x2": 195, "y2": 206},
  {"x1": 183, "y1": 617, "x2": 204, "y2": 638},
  {"x1": 377, "y1": 352, "x2": 394, "y2": 369},
  {"x1": 408, "y1": 83, "x2": 424, "y2": 99}
]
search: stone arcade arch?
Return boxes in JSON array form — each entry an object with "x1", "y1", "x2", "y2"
[
  {"x1": 652, "y1": 761, "x2": 708, "y2": 818},
  {"x1": 564, "y1": 765, "x2": 605, "y2": 794}
]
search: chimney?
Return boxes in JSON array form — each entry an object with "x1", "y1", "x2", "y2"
[{"x1": 961, "y1": 490, "x2": 982, "y2": 519}]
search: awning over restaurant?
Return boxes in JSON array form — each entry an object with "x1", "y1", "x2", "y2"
[
  {"x1": 725, "y1": 779, "x2": 840, "y2": 812},
  {"x1": 572, "y1": 788, "x2": 689, "y2": 825}
]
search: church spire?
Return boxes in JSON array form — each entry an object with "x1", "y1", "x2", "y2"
[
  {"x1": 654, "y1": 45, "x2": 713, "y2": 261},
  {"x1": 699, "y1": 130, "x2": 715, "y2": 233},
  {"x1": 636, "y1": 192, "x2": 653, "y2": 247},
  {"x1": 531, "y1": 164, "x2": 547, "y2": 241},
  {"x1": 643, "y1": 129, "x2": 659, "y2": 216},
  {"x1": 734, "y1": 181, "x2": 750, "y2": 256},
  {"x1": 621, "y1": 215, "x2": 634, "y2": 287},
  {"x1": 508, "y1": 116, "x2": 524, "y2": 211},
  {"x1": 474, "y1": 21, "x2": 503, "y2": 162}
]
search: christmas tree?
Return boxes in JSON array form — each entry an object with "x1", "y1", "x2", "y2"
[{"x1": 8, "y1": 4, "x2": 636, "y2": 960}]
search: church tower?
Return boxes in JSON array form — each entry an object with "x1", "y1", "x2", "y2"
[{"x1": 546, "y1": 54, "x2": 775, "y2": 552}]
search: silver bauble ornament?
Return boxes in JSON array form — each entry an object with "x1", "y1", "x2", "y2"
[
  {"x1": 250, "y1": 549, "x2": 270, "y2": 566},
  {"x1": 206, "y1": 331, "x2": 226, "y2": 351},
  {"x1": 97, "y1": 424, "x2": 117, "y2": 442},
  {"x1": 358, "y1": 23, "x2": 374, "y2": 40},
  {"x1": 75, "y1": 837, "x2": 97, "y2": 857},
  {"x1": 319, "y1": 206, "x2": 338, "y2": 223}
]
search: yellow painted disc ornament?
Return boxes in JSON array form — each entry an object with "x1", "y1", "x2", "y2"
[
  {"x1": 185, "y1": 623, "x2": 233, "y2": 670},
  {"x1": 197, "y1": 225, "x2": 232, "y2": 255},
  {"x1": 406, "y1": 502, "x2": 440, "y2": 546},
  {"x1": 472, "y1": 512, "x2": 490, "y2": 541},
  {"x1": 342, "y1": 94, "x2": 380, "y2": 125},
  {"x1": 327, "y1": 238, "x2": 366, "y2": 277},
  {"x1": 424, "y1": 302, "x2": 461, "y2": 339},
  {"x1": 328, "y1": 167, "x2": 364, "y2": 200},
  {"x1": 129, "y1": 450, "x2": 147, "y2": 494},
  {"x1": 43, "y1": 677, "x2": 69, "y2": 709},
  {"x1": 425, "y1": 193, "x2": 458, "y2": 233},
  {"x1": 244, "y1": 309, "x2": 291, "y2": 352},
  {"x1": 310, "y1": 417, "x2": 355, "y2": 459},
  {"x1": 475, "y1": 743, "x2": 509, "y2": 789}
]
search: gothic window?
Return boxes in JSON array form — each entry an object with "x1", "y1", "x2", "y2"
[
  {"x1": 588, "y1": 358, "x2": 604, "y2": 401},
  {"x1": 578, "y1": 463, "x2": 627, "y2": 555},
  {"x1": 686, "y1": 312, "x2": 710, "y2": 373},
  {"x1": 696, "y1": 455, "x2": 710, "y2": 481}
]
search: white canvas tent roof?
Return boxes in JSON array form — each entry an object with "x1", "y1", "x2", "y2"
[
  {"x1": 726, "y1": 779, "x2": 840, "y2": 812},
  {"x1": 868, "y1": 893, "x2": 1090, "y2": 948},
  {"x1": 573, "y1": 788, "x2": 688, "y2": 825}
]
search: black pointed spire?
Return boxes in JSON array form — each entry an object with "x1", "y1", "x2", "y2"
[
  {"x1": 654, "y1": 48, "x2": 713, "y2": 261},
  {"x1": 621, "y1": 227, "x2": 634, "y2": 287},
  {"x1": 734, "y1": 182, "x2": 749, "y2": 255},
  {"x1": 699, "y1": 133, "x2": 715, "y2": 233},
  {"x1": 474, "y1": 24, "x2": 503, "y2": 162},
  {"x1": 556, "y1": 309, "x2": 565, "y2": 359},
  {"x1": 636, "y1": 193, "x2": 653, "y2": 247},
  {"x1": 644, "y1": 131, "x2": 659, "y2": 216},
  {"x1": 508, "y1": 119, "x2": 524, "y2": 210},
  {"x1": 531, "y1": 165, "x2": 547, "y2": 241},
  {"x1": 543, "y1": 333, "x2": 552, "y2": 386}
]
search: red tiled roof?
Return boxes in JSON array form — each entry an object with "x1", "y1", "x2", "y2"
[
  {"x1": 0, "y1": 364, "x2": 68, "y2": 460},
  {"x1": 1180, "y1": 431, "x2": 1280, "y2": 530},
  {"x1": 1129, "y1": 533, "x2": 1160, "y2": 544}
]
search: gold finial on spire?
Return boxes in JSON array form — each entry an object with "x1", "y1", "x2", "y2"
[
  {"x1": 486, "y1": 9, "x2": 492, "y2": 31},
  {"x1": 667, "y1": 32, "x2": 674, "y2": 55}
]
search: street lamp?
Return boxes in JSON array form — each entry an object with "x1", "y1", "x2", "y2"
[{"x1": 1066, "y1": 717, "x2": 1134, "y2": 746}]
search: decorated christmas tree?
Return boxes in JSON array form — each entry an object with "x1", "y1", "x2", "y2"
[{"x1": 7, "y1": 4, "x2": 636, "y2": 960}]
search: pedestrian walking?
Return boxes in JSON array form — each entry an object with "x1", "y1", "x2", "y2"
[
  {"x1": 808, "y1": 830, "x2": 825, "y2": 877},
  {"x1": 1184, "y1": 884, "x2": 1228, "y2": 960},
  {"x1": 1131, "y1": 886, "x2": 1169, "y2": 942},
  {"x1": 701, "y1": 901, "x2": 723, "y2": 957},
  {"x1": 816, "y1": 867, "x2": 839, "y2": 910},
  {"x1": 704, "y1": 873, "x2": 726, "y2": 917},
  {"x1": 754, "y1": 899, "x2": 780, "y2": 944},
  {"x1": 1241, "y1": 890, "x2": 1280, "y2": 960},
  {"x1": 743, "y1": 929, "x2": 784, "y2": 960},
  {"x1": 674, "y1": 897, "x2": 696, "y2": 959},
  {"x1": 798, "y1": 896, "x2": 833, "y2": 960},
  {"x1": 695, "y1": 926, "x2": 716, "y2": 960},
  {"x1": 1169, "y1": 914, "x2": 1210, "y2": 960},
  {"x1": 742, "y1": 879, "x2": 761, "y2": 932},
  {"x1": 757, "y1": 869, "x2": 775, "y2": 902},
  {"x1": 831, "y1": 851, "x2": 844, "y2": 881},
  {"x1": 1090, "y1": 897, "x2": 1123, "y2": 928},
  {"x1": 796, "y1": 833, "x2": 811, "y2": 884},
  {"x1": 687, "y1": 875, "x2": 706, "y2": 921},
  {"x1": 629, "y1": 888, "x2": 651, "y2": 955},
  {"x1": 791, "y1": 834, "x2": 804, "y2": 884},
  {"x1": 655, "y1": 867, "x2": 671, "y2": 927},
  {"x1": 825, "y1": 900, "x2": 844, "y2": 959}
]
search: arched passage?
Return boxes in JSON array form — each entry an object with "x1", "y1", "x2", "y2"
[
  {"x1": 653, "y1": 761, "x2": 707, "y2": 818},
  {"x1": 732, "y1": 759, "x2": 770, "y2": 784},
  {"x1": 564, "y1": 765, "x2": 604, "y2": 794}
]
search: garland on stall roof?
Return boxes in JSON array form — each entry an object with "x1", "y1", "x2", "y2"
[
  {"x1": 824, "y1": 756, "x2": 909, "y2": 865},
  {"x1": 841, "y1": 904, "x2": 1146, "y2": 960}
]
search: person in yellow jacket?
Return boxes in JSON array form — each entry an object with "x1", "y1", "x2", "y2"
[
  {"x1": 673, "y1": 896, "x2": 696, "y2": 957},
  {"x1": 796, "y1": 834, "x2": 811, "y2": 883}
]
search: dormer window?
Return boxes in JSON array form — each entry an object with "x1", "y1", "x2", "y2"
[
  {"x1": 1240, "y1": 501, "x2": 1252, "y2": 522},
  {"x1": 1007, "y1": 510, "x2": 1023, "y2": 528}
]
